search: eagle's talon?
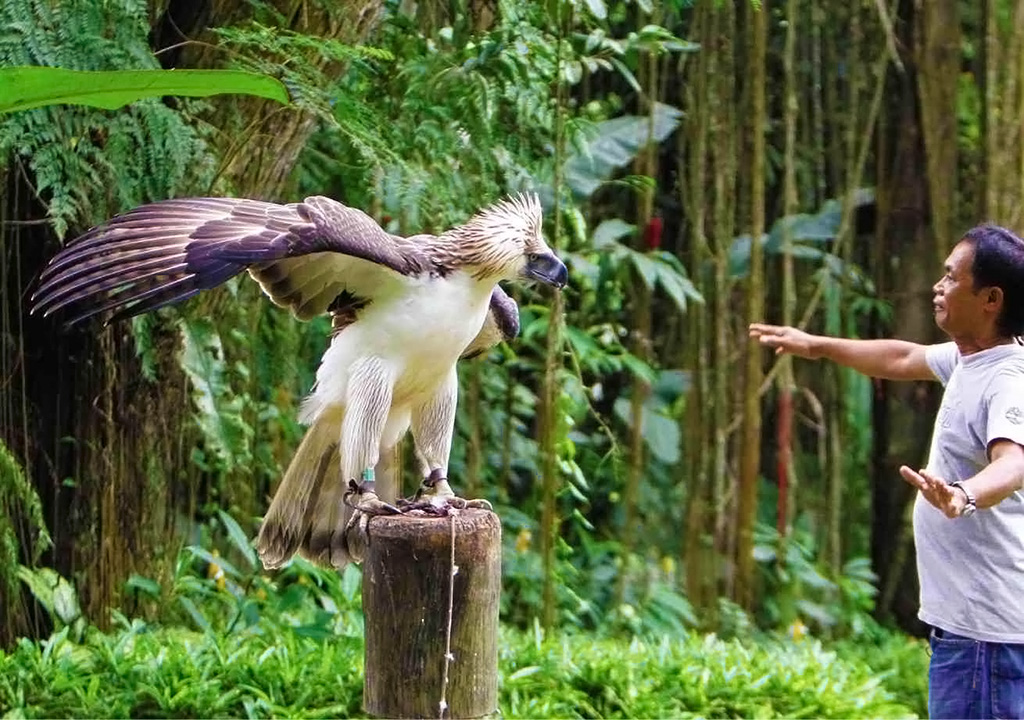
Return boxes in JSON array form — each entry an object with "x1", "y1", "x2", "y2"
[
  {"x1": 398, "y1": 479, "x2": 493, "y2": 515},
  {"x1": 341, "y1": 478, "x2": 401, "y2": 564},
  {"x1": 396, "y1": 498, "x2": 449, "y2": 516},
  {"x1": 343, "y1": 479, "x2": 401, "y2": 515},
  {"x1": 436, "y1": 496, "x2": 491, "y2": 511}
]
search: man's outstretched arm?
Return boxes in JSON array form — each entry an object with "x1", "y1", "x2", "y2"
[{"x1": 748, "y1": 323, "x2": 936, "y2": 381}]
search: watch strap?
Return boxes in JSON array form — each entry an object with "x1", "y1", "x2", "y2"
[{"x1": 950, "y1": 481, "x2": 977, "y2": 517}]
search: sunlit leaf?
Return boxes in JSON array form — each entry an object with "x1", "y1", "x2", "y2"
[
  {"x1": 0, "y1": 66, "x2": 290, "y2": 114},
  {"x1": 628, "y1": 252, "x2": 661, "y2": 290},
  {"x1": 592, "y1": 219, "x2": 635, "y2": 248},
  {"x1": 126, "y1": 574, "x2": 161, "y2": 598},
  {"x1": 583, "y1": 0, "x2": 608, "y2": 19}
]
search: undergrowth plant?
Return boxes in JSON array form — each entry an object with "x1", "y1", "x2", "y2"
[{"x1": 1, "y1": 525, "x2": 929, "y2": 719}]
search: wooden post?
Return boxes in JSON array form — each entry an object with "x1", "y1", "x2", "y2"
[{"x1": 362, "y1": 508, "x2": 500, "y2": 719}]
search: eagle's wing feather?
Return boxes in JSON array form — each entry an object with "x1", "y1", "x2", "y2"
[
  {"x1": 31, "y1": 196, "x2": 434, "y2": 326},
  {"x1": 460, "y1": 285, "x2": 520, "y2": 359}
]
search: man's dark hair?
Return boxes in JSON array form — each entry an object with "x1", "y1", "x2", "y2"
[{"x1": 962, "y1": 223, "x2": 1024, "y2": 337}]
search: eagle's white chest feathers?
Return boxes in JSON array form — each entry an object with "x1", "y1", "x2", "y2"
[{"x1": 299, "y1": 271, "x2": 493, "y2": 425}]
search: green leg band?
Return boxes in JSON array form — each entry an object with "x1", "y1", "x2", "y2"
[{"x1": 361, "y1": 468, "x2": 374, "y2": 482}]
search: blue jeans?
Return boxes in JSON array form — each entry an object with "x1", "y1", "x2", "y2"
[{"x1": 929, "y1": 627, "x2": 1024, "y2": 719}]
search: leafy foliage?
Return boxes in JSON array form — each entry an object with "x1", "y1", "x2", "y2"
[
  {"x1": 1, "y1": 0, "x2": 941, "y2": 707},
  {"x1": 177, "y1": 317, "x2": 254, "y2": 474},
  {"x1": 563, "y1": 102, "x2": 683, "y2": 199},
  {"x1": 0, "y1": 537, "x2": 927, "y2": 719}
]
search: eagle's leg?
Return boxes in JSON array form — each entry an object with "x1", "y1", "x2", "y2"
[
  {"x1": 339, "y1": 358, "x2": 400, "y2": 561},
  {"x1": 400, "y1": 368, "x2": 492, "y2": 513}
]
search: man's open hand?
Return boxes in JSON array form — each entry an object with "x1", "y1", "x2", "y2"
[
  {"x1": 899, "y1": 466, "x2": 966, "y2": 519},
  {"x1": 748, "y1": 323, "x2": 820, "y2": 359}
]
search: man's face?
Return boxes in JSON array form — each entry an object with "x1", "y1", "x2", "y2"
[{"x1": 933, "y1": 241, "x2": 984, "y2": 336}]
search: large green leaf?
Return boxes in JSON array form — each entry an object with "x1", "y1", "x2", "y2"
[
  {"x1": 565, "y1": 102, "x2": 684, "y2": 198},
  {"x1": 592, "y1": 218, "x2": 635, "y2": 248},
  {"x1": 597, "y1": 238, "x2": 704, "y2": 312},
  {"x1": 0, "y1": 66, "x2": 291, "y2": 114},
  {"x1": 613, "y1": 396, "x2": 680, "y2": 465},
  {"x1": 729, "y1": 188, "x2": 875, "y2": 279}
]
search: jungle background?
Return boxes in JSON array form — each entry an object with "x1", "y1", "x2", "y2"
[{"x1": 1, "y1": 0, "x2": 1017, "y2": 716}]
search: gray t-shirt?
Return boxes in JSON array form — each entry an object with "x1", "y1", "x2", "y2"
[{"x1": 915, "y1": 341, "x2": 1024, "y2": 642}]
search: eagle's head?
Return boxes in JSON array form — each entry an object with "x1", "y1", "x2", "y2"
[{"x1": 454, "y1": 193, "x2": 568, "y2": 288}]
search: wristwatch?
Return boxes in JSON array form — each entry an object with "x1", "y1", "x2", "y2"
[{"x1": 950, "y1": 481, "x2": 977, "y2": 517}]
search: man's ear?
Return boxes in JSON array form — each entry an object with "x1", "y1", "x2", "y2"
[{"x1": 988, "y1": 286, "x2": 1004, "y2": 309}]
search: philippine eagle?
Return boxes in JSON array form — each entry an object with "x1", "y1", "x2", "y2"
[{"x1": 31, "y1": 193, "x2": 567, "y2": 570}]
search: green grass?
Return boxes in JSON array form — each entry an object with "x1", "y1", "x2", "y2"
[{"x1": 0, "y1": 620, "x2": 927, "y2": 719}]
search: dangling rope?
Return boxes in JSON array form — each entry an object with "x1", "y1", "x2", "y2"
[{"x1": 439, "y1": 509, "x2": 459, "y2": 719}]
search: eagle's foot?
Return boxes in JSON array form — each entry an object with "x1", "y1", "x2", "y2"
[
  {"x1": 343, "y1": 479, "x2": 401, "y2": 516},
  {"x1": 343, "y1": 479, "x2": 401, "y2": 563},
  {"x1": 395, "y1": 470, "x2": 493, "y2": 516}
]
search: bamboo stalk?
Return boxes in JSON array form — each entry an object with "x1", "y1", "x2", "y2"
[
  {"x1": 538, "y1": 0, "x2": 570, "y2": 631},
  {"x1": 778, "y1": 0, "x2": 799, "y2": 543},
  {"x1": 617, "y1": 10, "x2": 659, "y2": 607}
]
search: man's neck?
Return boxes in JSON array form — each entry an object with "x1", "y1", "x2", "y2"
[{"x1": 953, "y1": 334, "x2": 1015, "y2": 356}]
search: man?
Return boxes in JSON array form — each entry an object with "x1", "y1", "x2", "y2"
[{"x1": 750, "y1": 224, "x2": 1024, "y2": 719}]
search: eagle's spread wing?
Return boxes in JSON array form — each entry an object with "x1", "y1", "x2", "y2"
[
  {"x1": 461, "y1": 285, "x2": 520, "y2": 359},
  {"x1": 31, "y1": 196, "x2": 433, "y2": 326}
]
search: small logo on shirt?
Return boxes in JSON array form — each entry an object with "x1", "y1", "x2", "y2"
[{"x1": 1006, "y1": 407, "x2": 1024, "y2": 425}]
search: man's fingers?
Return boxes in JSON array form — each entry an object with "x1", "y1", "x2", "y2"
[
  {"x1": 917, "y1": 468, "x2": 949, "y2": 494},
  {"x1": 899, "y1": 465, "x2": 927, "y2": 490},
  {"x1": 749, "y1": 323, "x2": 783, "y2": 339}
]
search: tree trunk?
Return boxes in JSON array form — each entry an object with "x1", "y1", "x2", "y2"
[
  {"x1": 363, "y1": 510, "x2": 500, "y2": 719},
  {"x1": 538, "y1": 0, "x2": 571, "y2": 630},
  {"x1": 914, "y1": 0, "x2": 961, "y2": 255},
  {"x1": 708, "y1": 0, "x2": 737, "y2": 601},
  {"x1": 871, "y1": 26, "x2": 939, "y2": 631},
  {"x1": 679, "y1": 0, "x2": 715, "y2": 622},
  {"x1": 736, "y1": 0, "x2": 767, "y2": 614},
  {"x1": 618, "y1": 25, "x2": 659, "y2": 607},
  {"x1": 154, "y1": 0, "x2": 384, "y2": 199}
]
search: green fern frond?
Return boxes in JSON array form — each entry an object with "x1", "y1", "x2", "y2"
[{"x1": 0, "y1": 439, "x2": 51, "y2": 604}]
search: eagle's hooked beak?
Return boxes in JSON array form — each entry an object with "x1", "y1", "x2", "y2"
[{"x1": 524, "y1": 252, "x2": 568, "y2": 289}]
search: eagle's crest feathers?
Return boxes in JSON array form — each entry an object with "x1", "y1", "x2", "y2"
[{"x1": 442, "y1": 192, "x2": 548, "y2": 279}]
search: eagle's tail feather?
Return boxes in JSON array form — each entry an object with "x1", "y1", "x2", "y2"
[
  {"x1": 256, "y1": 407, "x2": 352, "y2": 570},
  {"x1": 298, "y1": 446, "x2": 353, "y2": 569}
]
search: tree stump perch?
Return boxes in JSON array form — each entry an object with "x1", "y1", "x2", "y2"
[{"x1": 362, "y1": 508, "x2": 501, "y2": 719}]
